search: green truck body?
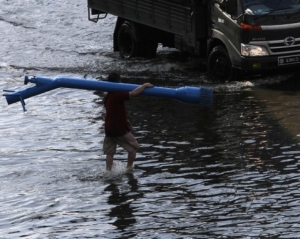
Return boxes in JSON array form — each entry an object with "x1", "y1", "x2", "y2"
[{"x1": 88, "y1": 0, "x2": 300, "y2": 81}]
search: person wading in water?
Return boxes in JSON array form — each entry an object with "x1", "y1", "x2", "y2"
[{"x1": 103, "y1": 72, "x2": 153, "y2": 171}]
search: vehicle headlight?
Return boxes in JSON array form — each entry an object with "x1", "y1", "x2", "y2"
[{"x1": 241, "y1": 44, "x2": 269, "y2": 57}]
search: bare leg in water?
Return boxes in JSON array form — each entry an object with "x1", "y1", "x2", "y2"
[
  {"x1": 106, "y1": 154, "x2": 114, "y2": 170},
  {"x1": 106, "y1": 149, "x2": 136, "y2": 171},
  {"x1": 127, "y1": 150, "x2": 136, "y2": 169}
]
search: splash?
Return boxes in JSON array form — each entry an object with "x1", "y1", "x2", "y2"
[{"x1": 78, "y1": 161, "x2": 131, "y2": 182}]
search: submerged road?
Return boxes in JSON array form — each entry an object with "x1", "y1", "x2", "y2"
[{"x1": 1, "y1": 0, "x2": 300, "y2": 238}]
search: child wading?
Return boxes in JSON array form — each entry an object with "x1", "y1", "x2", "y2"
[{"x1": 103, "y1": 73, "x2": 153, "y2": 171}]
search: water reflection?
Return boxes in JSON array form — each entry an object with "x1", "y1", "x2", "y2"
[
  {"x1": 101, "y1": 82, "x2": 300, "y2": 238},
  {"x1": 105, "y1": 174, "x2": 139, "y2": 238},
  {"x1": 2, "y1": 72, "x2": 300, "y2": 238},
  {"x1": 2, "y1": 0, "x2": 300, "y2": 235}
]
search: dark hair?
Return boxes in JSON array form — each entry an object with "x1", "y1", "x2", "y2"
[{"x1": 107, "y1": 72, "x2": 121, "y2": 82}]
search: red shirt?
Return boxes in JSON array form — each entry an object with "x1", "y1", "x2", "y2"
[{"x1": 104, "y1": 92, "x2": 130, "y2": 137}]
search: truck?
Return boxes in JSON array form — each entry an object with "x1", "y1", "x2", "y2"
[{"x1": 87, "y1": 0, "x2": 300, "y2": 82}]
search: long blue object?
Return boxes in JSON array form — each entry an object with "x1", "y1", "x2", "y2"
[{"x1": 3, "y1": 75, "x2": 213, "y2": 111}]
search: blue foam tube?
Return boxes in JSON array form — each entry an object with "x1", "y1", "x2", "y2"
[{"x1": 3, "y1": 75, "x2": 213, "y2": 111}]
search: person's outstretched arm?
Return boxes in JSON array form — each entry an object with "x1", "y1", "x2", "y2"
[{"x1": 129, "y1": 83, "x2": 153, "y2": 98}]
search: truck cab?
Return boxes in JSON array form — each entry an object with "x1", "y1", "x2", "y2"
[{"x1": 210, "y1": 0, "x2": 300, "y2": 81}]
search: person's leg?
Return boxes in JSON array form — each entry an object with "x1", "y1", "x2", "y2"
[
  {"x1": 115, "y1": 132, "x2": 139, "y2": 170},
  {"x1": 106, "y1": 154, "x2": 114, "y2": 170},
  {"x1": 127, "y1": 150, "x2": 136, "y2": 169},
  {"x1": 103, "y1": 137, "x2": 117, "y2": 171}
]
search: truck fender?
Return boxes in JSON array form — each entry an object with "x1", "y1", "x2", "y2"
[{"x1": 209, "y1": 29, "x2": 241, "y2": 69}]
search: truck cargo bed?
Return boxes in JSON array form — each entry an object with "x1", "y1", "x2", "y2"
[{"x1": 88, "y1": 0, "x2": 194, "y2": 36}]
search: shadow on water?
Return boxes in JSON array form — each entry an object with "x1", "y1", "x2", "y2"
[
  {"x1": 253, "y1": 72, "x2": 300, "y2": 141},
  {"x1": 259, "y1": 71, "x2": 300, "y2": 92}
]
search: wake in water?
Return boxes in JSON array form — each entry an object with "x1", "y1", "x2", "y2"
[{"x1": 78, "y1": 161, "x2": 132, "y2": 182}]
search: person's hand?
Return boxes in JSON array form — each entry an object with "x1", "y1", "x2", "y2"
[{"x1": 143, "y1": 83, "x2": 154, "y2": 88}]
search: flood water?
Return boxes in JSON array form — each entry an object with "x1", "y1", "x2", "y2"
[{"x1": 2, "y1": 1, "x2": 300, "y2": 238}]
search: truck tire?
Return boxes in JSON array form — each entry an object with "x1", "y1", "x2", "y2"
[
  {"x1": 208, "y1": 46, "x2": 239, "y2": 82},
  {"x1": 118, "y1": 21, "x2": 157, "y2": 58},
  {"x1": 118, "y1": 21, "x2": 140, "y2": 58}
]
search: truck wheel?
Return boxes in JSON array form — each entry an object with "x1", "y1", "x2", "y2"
[
  {"x1": 208, "y1": 46, "x2": 238, "y2": 82},
  {"x1": 118, "y1": 22, "x2": 139, "y2": 58}
]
